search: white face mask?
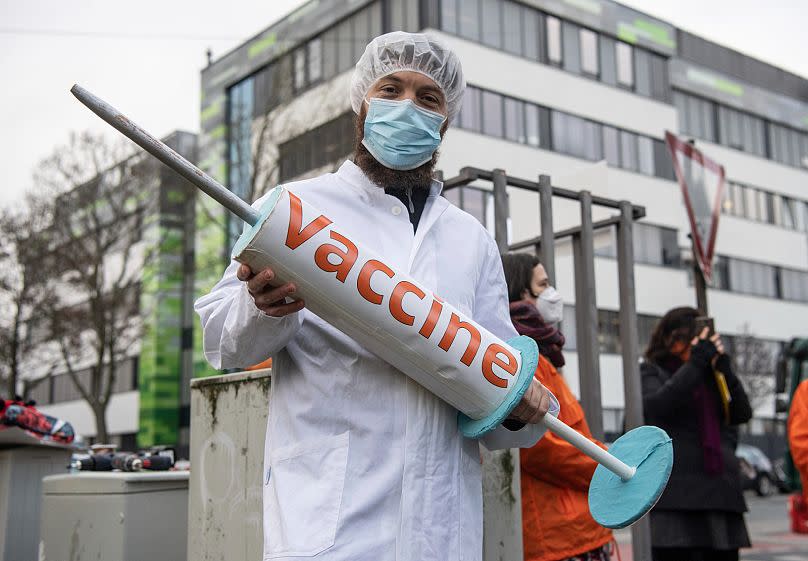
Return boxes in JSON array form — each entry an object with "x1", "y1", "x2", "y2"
[{"x1": 536, "y1": 286, "x2": 563, "y2": 324}]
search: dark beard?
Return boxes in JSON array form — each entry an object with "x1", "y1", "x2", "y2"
[{"x1": 352, "y1": 109, "x2": 439, "y2": 192}]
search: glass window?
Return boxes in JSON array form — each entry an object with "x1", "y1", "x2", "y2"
[
  {"x1": 616, "y1": 41, "x2": 633, "y2": 88},
  {"x1": 481, "y1": 0, "x2": 502, "y2": 48},
  {"x1": 389, "y1": 0, "x2": 418, "y2": 32},
  {"x1": 546, "y1": 16, "x2": 562, "y2": 65},
  {"x1": 503, "y1": 1, "x2": 522, "y2": 55},
  {"x1": 551, "y1": 111, "x2": 568, "y2": 154},
  {"x1": 353, "y1": 6, "x2": 370, "y2": 60},
  {"x1": 718, "y1": 106, "x2": 766, "y2": 156},
  {"x1": 321, "y1": 28, "x2": 338, "y2": 79},
  {"x1": 712, "y1": 256, "x2": 730, "y2": 290},
  {"x1": 674, "y1": 91, "x2": 716, "y2": 142},
  {"x1": 583, "y1": 119, "x2": 602, "y2": 161},
  {"x1": 603, "y1": 126, "x2": 620, "y2": 166},
  {"x1": 336, "y1": 18, "x2": 353, "y2": 72},
  {"x1": 293, "y1": 48, "x2": 306, "y2": 91},
  {"x1": 637, "y1": 136, "x2": 654, "y2": 175},
  {"x1": 729, "y1": 258, "x2": 777, "y2": 298},
  {"x1": 562, "y1": 21, "x2": 581, "y2": 74},
  {"x1": 633, "y1": 223, "x2": 680, "y2": 267},
  {"x1": 579, "y1": 28, "x2": 598, "y2": 76},
  {"x1": 369, "y1": 0, "x2": 382, "y2": 38},
  {"x1": 620, "y1": 130, "x2": 638, "y2": 171},
  {"x1": 770, "y1": 123, "x2": 803, "y2": 167},
  {"x1": 523, "y1": 8, "x2": 541, "y2": 60},
  {"x1": 731, "y1": 183, "x2": 747, "y2": 218},
  {"x1": 538, "y1": 106, "x2": 552, "y2": 147},
  {"x1": 252, "y1": 65, "x2": 273, "y2": 116},
  {"x1": 598, "y1": 310, "x2": 621, "y2": 355},
  {"x1": 650, "y1": 53, "x2": 669, "y2": 101},
  {"x1": 653, "y1": 138, "x2": 675, "y2": 180},
  {"x1": 634, "y1": 48, "x2": 652, "y2": 97},
  {"x1": 459, "y1": 86, "x2": 482, "y2": 133},
  {"x1": 525, "y1": 103, "x2": 540, "y2": 147},
  {"x1": 482, "y1": 90, "x2": 503, "y2": 137},
  {"x1": 553, "y1": 112, "x2": 590, "y2": 159},
  {"x1": 308, "y1": 38, "x2": 322, "y2": 84},
  {"x1": 228, "y1": 77, "x2": 254, "y2": 243},
  {"x1": 458, "y1": 0, "x2": 481, "y2": 41},
  {"x1": 764, "y1": 191, "x2": 776, "y2": 225},
  {"x1": 504, "y1": 97, "x2": 525, "y2": 143},
  {"x1": 599, "y1": 35, "x2": 617, "y2": 86},
  {"x1": 780, "y1": 268, "x2": 808, "y2": 302},
  {"x1": 744, "y1": 187, "x2": 760, "y2": 221},
  {"x1": 782, "y1": 197, "x2": 798, "y2": 230},
  {"x1": 441, "y1": 0, "x2": 458, "y2": 33}
]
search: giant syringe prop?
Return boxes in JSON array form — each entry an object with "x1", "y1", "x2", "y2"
[{"x1": 71, "y1": 84, "x2": 672, "y2": 528}]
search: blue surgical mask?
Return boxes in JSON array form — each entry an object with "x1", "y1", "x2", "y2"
[{"x1": 362, "y1": 98, "x2": 446, "y2": 171}]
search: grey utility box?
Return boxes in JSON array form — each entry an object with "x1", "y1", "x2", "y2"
[
  {"x1": 40, "y1": 471, "x2": 189, "y2": 561},
  {"x1": 0, "y1": 436, "x2": 73, "y2": 561}
]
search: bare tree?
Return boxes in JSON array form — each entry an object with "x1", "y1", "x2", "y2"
[
  {"x1": 31, "y1": 131, "x2": 160, "y2": 442},
  {"x1": 0, "y1": 196, "x2": 51, "y2": 397},
  {"x1": 731, "y1": 324, "x2": 776, "y2": 411}
]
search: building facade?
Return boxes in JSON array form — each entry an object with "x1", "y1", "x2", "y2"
[
  {"x1": 196, "y1": 0, "x2": 808, "y2": 449},
  {"x1": 26, "y1": 131, "x2": 198, "y2": 454}
]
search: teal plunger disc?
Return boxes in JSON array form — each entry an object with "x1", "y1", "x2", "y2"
[{"x1": 588, "y1": 425, "x2": 673, "y2": 529}]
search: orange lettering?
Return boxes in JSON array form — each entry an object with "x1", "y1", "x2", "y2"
[
  {"x1": 481, "y1": 344, "x2": 518, "y2": 388},
  {"x1": 357, "y1": 260, "x2": 394, "y2": 304},
  {"x1": 285, "y1": 191, "x2": 332, "y2": 250},
  {"x1": 313, "y1": 231, "x2": 359, "y2": 282},
  {"x1": 419, "y1": 296, "x2": 444, "y2": 339},
  {"x1": 390, "y1": 281, "x2": 426, "y2": 326},
  {"x1": 438, "y1": 313, "x2": 481, "y2": 366}
]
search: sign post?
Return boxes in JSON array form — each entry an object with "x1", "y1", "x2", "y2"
[{"x1": 665, "y1": 132, "x2": 726, "y2": 314}]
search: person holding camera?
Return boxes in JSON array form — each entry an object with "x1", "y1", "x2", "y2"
[{"x1": 641, "y1": 307, "x2": 752, "y2": 561}]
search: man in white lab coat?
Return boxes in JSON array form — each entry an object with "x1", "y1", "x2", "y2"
[{"x1": 195, "y1": 31, "x2": 557, "y2": 561}]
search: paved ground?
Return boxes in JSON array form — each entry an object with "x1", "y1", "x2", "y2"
[{"x1": 613, "y1": 492, "x2": 808, "y2": 561}]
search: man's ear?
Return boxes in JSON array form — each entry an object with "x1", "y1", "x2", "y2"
[{"x1": 440, "y1": 121, "x2": 449, "y2": 138}]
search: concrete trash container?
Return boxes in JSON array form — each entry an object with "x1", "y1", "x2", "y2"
[{"x1": 40, "y1": 471, "x2": 189, "y2": 561}]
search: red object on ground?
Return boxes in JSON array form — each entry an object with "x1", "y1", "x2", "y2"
[
  {"x1": 789, "y1": 493, "x2": 808, "y2": 534},
  {"x1": 0, "y1": 398, "x2": 75, "y2": 443}
]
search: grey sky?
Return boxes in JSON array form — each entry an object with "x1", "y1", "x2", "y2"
[{"x1": 1, "y1": 0, "x2": 805, "y2": 205}]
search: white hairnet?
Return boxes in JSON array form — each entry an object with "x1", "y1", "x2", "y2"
[{"x1": 350, "y1": 31, "x2": 466, "y2": 122}]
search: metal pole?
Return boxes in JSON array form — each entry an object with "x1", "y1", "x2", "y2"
[
  {"x1": 485, "y1": 173, "x2": 519, "y2": 561},
  {"x1": 70, "y1": 84, "x2": 260, "y2": 226},
  {"x1": 573, "y1": 191, "x2": 603, "y2": 440},
  {"x1": 692, "y1": 239, "x2": 709, "y2": 315},
  {"x1": 538, "y1": 174, "x2": 555, "y2": 285},
  {"x1": 616, "y1": 201, "x2": 653, "y2": 561},
  {"x1": 493, "y1": 169, "x2": 509, "y2": 254}
]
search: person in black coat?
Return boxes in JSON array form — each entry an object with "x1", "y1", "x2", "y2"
[{"x1": 641, "y1": 307, "x2": 753, "y2": 561}]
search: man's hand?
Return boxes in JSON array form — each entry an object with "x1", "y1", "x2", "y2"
[
  {"x1": 237, "y1": 263, "x2": 305, "y2": 317},
  {"x1": 508, "y1": 377, "x2": 551, "y2": 424}
]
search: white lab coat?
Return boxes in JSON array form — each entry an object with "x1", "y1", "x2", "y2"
[{"x1": 195, "y1": 161, "x2": 556, "y2": 561}]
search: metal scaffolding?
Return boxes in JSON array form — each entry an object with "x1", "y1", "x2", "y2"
[{"x1": 443, "y1": 167, "x2": 653, "y2": 561}]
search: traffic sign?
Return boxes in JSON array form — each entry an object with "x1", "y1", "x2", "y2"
[{"x1": 665, "y1": 131, "x2": 726, "y2": 284}]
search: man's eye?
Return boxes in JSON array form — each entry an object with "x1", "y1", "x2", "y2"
[
  {"x1": 423, "y1": 95, "x2": 439, "y2": 105},
  {"x1": 381, "y1": 86, "x2": 397, "y2": 94}
]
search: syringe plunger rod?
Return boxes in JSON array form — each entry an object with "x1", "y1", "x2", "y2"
[{"x1": 69, "y1": 84, "x2": 260, "y2": 226}]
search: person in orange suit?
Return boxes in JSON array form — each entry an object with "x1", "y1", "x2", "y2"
[
  {"x1": 502, "y1": 253, "x2": 613, "y2": 561},
  {"x1": 789, "y1": 379, "x2": 808, "y2": 499}
]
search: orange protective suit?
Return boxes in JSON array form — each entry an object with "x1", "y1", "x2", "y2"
[
  {"x1": 788, "y1": 379, "x2": 808, "y2": 497},
  {"x1": 521, "y1": 355, "x2": 613, "y2": 561}
]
